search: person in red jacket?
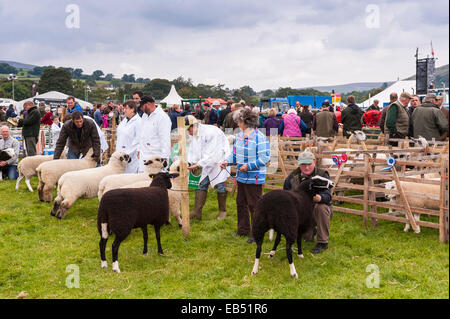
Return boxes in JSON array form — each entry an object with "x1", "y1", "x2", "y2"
[
  {"x1": 40, "y1": 106, "x2": 54, "y2": 126},
  {"x1": 363, "y1": 109, "x2": 381, "y2": 126}
]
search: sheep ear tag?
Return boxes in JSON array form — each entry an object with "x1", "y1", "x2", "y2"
[{"x1": 380, "y1": 157, "x2": 396, "y2": 171}]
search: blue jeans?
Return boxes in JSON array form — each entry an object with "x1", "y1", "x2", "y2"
[
  {"x1": 67, "y1": 149, "x2": 81, "y2": 159},
  {"x1": 198, "y1": 176, "x2": 226, "y2": 193},
  {"x1": 1, "y1": 165, "x2": 18, "y2": 180}
]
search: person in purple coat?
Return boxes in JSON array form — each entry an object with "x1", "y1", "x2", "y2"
[{"x1": 262, "y1": 108, "x2": 281, "y2": 136}]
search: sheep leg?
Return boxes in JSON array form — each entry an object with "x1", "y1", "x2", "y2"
[
  {"x1": 15, "y1": 175, "x2": 23, "y2": 191},
  {"x1": 142, "y1": 226, "x2": 148, "y2": 256},
  {"x1": 37, "y1": 181, "x2": 44, "y2": 201},
  {"x1": 112, "y1": 233, "x2": 128, "y2": 273},
  {"x1": 25, "y1": 179, "x2": 33, "y2": 192},
  {"x1": 286, "y1": 240, "x2": 298, "y2": 279},
  {"x1": 99, "y1": 237, "x2": 108, "y2": 268},
  {"x1": 269, "y1": 232, "x2": 282, "y2": 258},
  {"x1": 154, "y1": 225, "x2": 164, "y2": 255},
  {"x1": 297, "y1": 236, "x2": 304, "y2": 259},
  {"x1": 251, "y1": 241, "x2": 263, "y2": 276}
]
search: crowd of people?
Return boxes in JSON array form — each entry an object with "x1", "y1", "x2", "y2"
[{"x1": 1, "y1": 90, "x2": 448, "y2": 253}]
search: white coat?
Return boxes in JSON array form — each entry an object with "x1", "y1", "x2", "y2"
[
  {"x1": 138, "y1": 106, "x2": 172, "y2": 172},
  {"x1": 187, "y1": 124, "x2": 231, "y2": 187},
  {"x1": 116, "y1": 114, "x2": 141, "y2": 173}
]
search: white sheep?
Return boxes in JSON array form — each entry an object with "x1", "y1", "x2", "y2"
[
  {"x1": 122, "y1": 160, "x2": 183, "y2": 226},
  {"x1": 385, "y1": 173, "x2": 440, "y2": 233},
  {"x1": 97, "y1": 156, "x2": 167, "y2": 200},
  {"x1": 36, "y1": 148, "x2": 97, "y2": 202},
  {"x1": 51, "y1": 151, "x2": 130, "y2": 219},
  {"x1": 16, "y1": 150, "x2": 67, "y2": 192}
]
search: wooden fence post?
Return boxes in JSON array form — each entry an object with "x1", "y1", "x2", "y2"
[
  {"x1": 440, "y1": 155, "x2": 449, "y2": 243},
  {"x1": 177, "y1": 117, "x2": 190, "y2": 236}
]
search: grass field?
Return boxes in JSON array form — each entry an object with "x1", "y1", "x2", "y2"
[{"x1": 0, "y1": 177, "x2": 448, "y2": 299}]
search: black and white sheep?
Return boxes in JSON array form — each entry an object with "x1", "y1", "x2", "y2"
[
  {"x1": 0, "y1": 148, "x2": 15, "y2": 181},
  {"x1": 251, "y1": 176, "x2": 334, "y2": 279},
  {"x1": 97, "y1": 172, "x2": 179, "y2": 273}
]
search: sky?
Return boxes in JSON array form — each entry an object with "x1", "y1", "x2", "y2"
[{"x1": 0, "y1": 0, "x2": 448, "y2": 91}]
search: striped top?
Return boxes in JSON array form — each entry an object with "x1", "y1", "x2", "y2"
[{"x1": 226, "y1": 129, "x2": 270, "y2": 184}]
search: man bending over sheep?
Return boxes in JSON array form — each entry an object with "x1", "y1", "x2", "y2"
[
  {"x1": 53, "y1": 110, "x2": 101, "y2": 162},
  {"x1": 283, "y1": 151, "x2": 332, "y2": 254}
]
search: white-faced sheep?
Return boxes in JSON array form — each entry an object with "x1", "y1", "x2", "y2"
[
  {"x1": 122, "y1": 160, "x2": 183, "y2": 226},
  {"x1": 98, "y1": 172, "x2": 179, "y2": 273},
  {"x1": 16, "y1": 150, "x2": 67, "y2": 192},
  {"x1": 385, "y1": 173, "x2": 440, "y2": 233},
  {"x1": 36, "y1": 148, "x2": 97, "y2": 202},
  {"x1": 51, "y1": 151, "x2": 130, "y2": 219},
  {"x1": 251, "y1": 176, "x2": 334, "y2": 279},
  {"x1": 97, "y1": 156, "x2": 167, "y2": 200}
]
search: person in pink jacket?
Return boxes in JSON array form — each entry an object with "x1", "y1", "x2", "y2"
[{"x1": 279, "y1": 108, "x2": 306, "y2": 137}]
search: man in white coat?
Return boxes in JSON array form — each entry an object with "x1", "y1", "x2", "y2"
[
  {"x1": 116, "y1": 100, "x2": 141, "y2": 173},
  {"x1": 186, "y1": 115, "x2": 231, "y2": 220},
  {"x1": 138, "y1": 96, "x2": 172, "y2": 172}
]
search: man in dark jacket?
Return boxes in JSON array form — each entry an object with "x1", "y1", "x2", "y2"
[
  {"x1": 53, "y1": 111, "x2": 101, "y2": 161},
  {"x1": 218, "y1": 100, "x2": 233, "y2": 129},
  {"x1": 12, "y1": 101, "x2": 41, "y2": 156},
  {"x1": 368, "y1": 99, "x2": 380, "y2": 111},
  {"x1": 283, "y1": 151, "x2": 332, "y2": 254},
  {"x1": 341, "y1": 96, "x2": 364, "y2": 138},
  {"x1": 411, "y1": 93, "x2": 448, "y2": 141}
]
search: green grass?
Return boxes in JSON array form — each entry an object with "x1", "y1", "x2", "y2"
[{"x1": 0, "y1": 177, "x2": 448, "y2": 299}]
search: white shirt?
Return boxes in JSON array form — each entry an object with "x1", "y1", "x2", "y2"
[
  {"x1": 139, "y1": 106, "x2": 172, "y2": 172},
  {"x1": 116, "y1": 114, "x2": 141, "y2": 173},
  {"x1": 188, "y1": 124, "x2": 231, "y2": 187},
  {"x1": 51, "y1": 123, "x2": 62, "y2": 148}
]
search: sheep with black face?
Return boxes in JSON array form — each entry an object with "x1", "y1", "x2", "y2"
[
  {"x1": 251, "y1": 176, "x2": 334, "y2": 279},
  {"x1": 97, "y1": 172, "x2": 179, "y2": 273}
]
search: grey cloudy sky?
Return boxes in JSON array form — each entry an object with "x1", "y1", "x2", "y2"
[{"x1": 0, "y1": 0, "x2": 448, "y2": 91}]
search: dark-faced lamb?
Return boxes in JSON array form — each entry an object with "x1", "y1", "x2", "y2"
[
  {"x1": 0, "y1": 148, "x2": 15, "y2": 181},
  {"x1": 97, "y1": 172, "x2": 179, "y2": 273},
  {"x1": 251, "y1": 176, "x2": 334, "y2": 279}
]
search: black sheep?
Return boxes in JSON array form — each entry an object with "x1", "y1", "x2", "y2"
[
  {"x1": 97, "y1": 172, "x2": 179, "y2": 273},
  {"x1": 251, "y1": 176, "x2": 334, "y2": 279}
]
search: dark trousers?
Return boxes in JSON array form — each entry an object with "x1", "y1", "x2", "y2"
[
  {"x1": 236, "y1": 182, "x2": 263, "y2": 236},
  {"x1": 24, "y1": 136, "x2": 38, "y2": 157}
]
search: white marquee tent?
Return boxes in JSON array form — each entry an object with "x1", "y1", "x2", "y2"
[
  {"x1": 160, "y1": 85, "x2": 183, "y2": 107},
  {"x1": 17, "y1": 91, "x2": 93, "y2": 112},
  {"x1": 360, "y1": 80, "x2": 416, "y2": 108}
]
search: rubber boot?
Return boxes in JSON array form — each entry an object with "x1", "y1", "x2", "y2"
[
  {"x1": 216, "y1": 192, "x2": 228, "y2": 220},
  {"x1": 190, "y1": 190, "x2": 208, "y2": 220}
]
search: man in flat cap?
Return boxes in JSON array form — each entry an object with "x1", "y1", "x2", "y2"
[
  {"x1": 384, "y1": 92, "x2": 413, "y2": 145},
  {"x1": 283, "y1": 151, "x2": 333, "y2": 254},
  {"x1": 411, "y1": 93, "x2": 448, "y2": 141}
]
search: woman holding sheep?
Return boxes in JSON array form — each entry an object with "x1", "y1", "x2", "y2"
[
  {"x1": 116, "y1": 100, "x2": 141, "y2": 173},
  {"x1": 220, "y1": 109, "x2": 270, "y2": 243}
]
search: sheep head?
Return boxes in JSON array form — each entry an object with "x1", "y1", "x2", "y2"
[
  {"x1": 169, "y1": 160, "x2": 181, "y2": 175},
  {"x1": 0, "y1": 148, "x2": 15, "y2": 161},
  {"x1": 109, "y1": 151, "x2": 131, "y2": 166},
  {"x1": 148, "y1": 172, "x2": 179, "y2": 189},
  {"x1": 144, "y1": 156, "x2": 167, "y2": 174}
]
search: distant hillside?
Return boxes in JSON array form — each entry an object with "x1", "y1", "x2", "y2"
[
  {"x1": 404, "y1": 63, "x2": 449, "y2": 87},
  {"x1": 0, "y1": 60, "x2": 37, "y2": 70},
  {"x1": 300, "y1": 82, "x2": 394, "y2": 94}
]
